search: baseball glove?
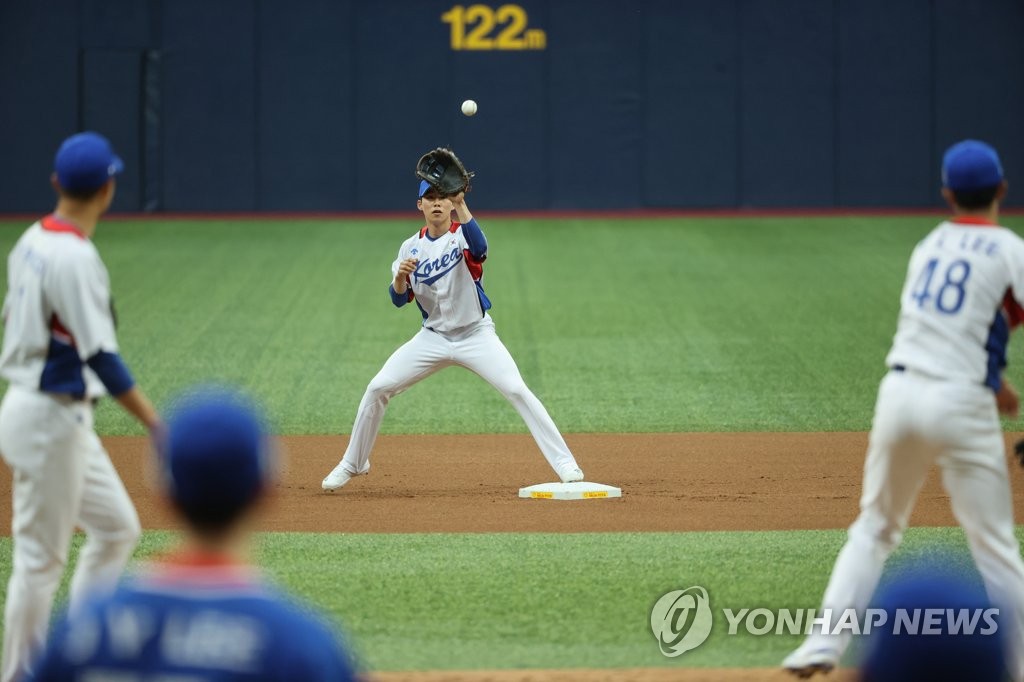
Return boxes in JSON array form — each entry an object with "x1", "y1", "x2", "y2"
[{"x1": 416, "y1": 147, "x2": 474, "y2": 197}]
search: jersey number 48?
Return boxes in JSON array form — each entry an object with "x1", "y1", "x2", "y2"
[{"x1": 911, "y1": 258, "x2": 971, "y2": 314}]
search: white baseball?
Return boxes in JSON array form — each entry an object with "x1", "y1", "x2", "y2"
[{"x1": 461, "y1": 99, "x2": 478, "y2": 116}]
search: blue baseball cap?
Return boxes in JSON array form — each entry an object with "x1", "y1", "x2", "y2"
[
  {"x1": 54, "y1": 131, "x2": 124, "y2": 192},
  {"x1": 942, "y1": 140, "x2": 1004, "y2": 192},
  {"x1": 860, "y1": 562, "x2": 1007, "y2": 682},
  {"x1": 418, "y1": 179, "x2": 433, "y2": 199},
  {"x1": 162, "y1": 386, "x2": 274, "y2": 526}
]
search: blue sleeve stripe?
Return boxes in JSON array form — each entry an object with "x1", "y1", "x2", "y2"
[
  {"x1": 85, "y1": 351, "x2": 136, "y2": 396},
  {"x1": 461, "y1": 219, "x2": 487, "y2": 259},
  {"x1": 984, "y1": 309, "x2": 1009, "y2": 393}
]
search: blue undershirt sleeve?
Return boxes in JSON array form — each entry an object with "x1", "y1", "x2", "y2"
[
  {"x1": 85, "y1": 351, "x2": 136, "y2": 396},
  {"x1": 389, "y1": 284, "x2": 411, "y2": 307},
  {"x1": 461, "y1": 219, "x2": 487, "y2": 259}
]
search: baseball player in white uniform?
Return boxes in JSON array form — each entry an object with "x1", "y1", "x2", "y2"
[
  {"x1": 0, "y1": 132, "x2": 162, "y2": 682},
  {"x1": 784, "y1": 140, "x2": 1024, "y2": 679},
  {"x1": 322, "y1": 179, "x2": 584, "y2": 490}
]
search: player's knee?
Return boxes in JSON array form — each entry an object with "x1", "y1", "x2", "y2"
[
  {"x1": 366, "y1": 377, "x2": 400, "y2": 402},
  {"x1": 87, "y1": 533, "x2": 139, "y2": 570},
  {"x1": 119, "y1": 511, "x2": 142, "y2": 551},
  {"x1": 13, "y1": 556, "x2": 65, "y2": 588},
  {"x1": 850, "y1": 512, "x2": 903, "y2": 552},
  {"x1": 91, "y1": 511, "x2": 142, "y2": 557},
  {"x1": 499, "y1": 381, "x2": 530, "y2": 402},
  {"x1": 122, "y1": 512, "x2": 142, "y2": 547}
]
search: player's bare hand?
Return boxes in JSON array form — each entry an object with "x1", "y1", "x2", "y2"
[
  {"x1": 396, "y1": 258, "x2": 418, "y2": 278},
  {"x1": 393, "y1": 258, "x2": 418, "y2": 293},
  {"x1": 998, "y1": 379, "x2": 1019, "y2": 418},
  {"x1": 449, "y1": 191, "x2": 466, "y2": 206}
]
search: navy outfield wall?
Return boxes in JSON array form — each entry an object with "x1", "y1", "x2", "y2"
[{"x1": 1, "y1": 0, "x2": 1022, "y2": 213}]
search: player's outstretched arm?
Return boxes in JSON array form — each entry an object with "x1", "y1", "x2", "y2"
[
  {"x1": 450, "y1": 192, "x2": 487, "y2": 259},
  {"x1": 85, "y1": 351, "x2": 161, "y2": 433},
  {"x1": 450, "y1": 192, "x2": 473, "y2": 224},
  {"x1": 115, "y1": 385, "x2": 163, "y2": 434}
]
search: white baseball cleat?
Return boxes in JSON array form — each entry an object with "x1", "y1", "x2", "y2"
[
  {"x1": 557, "y1": 464, "x2": 585, "y2": 483},
  {"x1": 322, "y1": 461, "x2": 370, "y2": 491},
  {"x1": 782, "y1": 642, "x2": 840, "y2": 678}
]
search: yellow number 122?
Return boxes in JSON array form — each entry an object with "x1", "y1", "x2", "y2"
[{"x1": 441, "y1": 4, "x2": 547, "y2": 51}]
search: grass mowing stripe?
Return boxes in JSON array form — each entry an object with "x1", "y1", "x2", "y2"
[
  {"x1": 0, "y1": 526, "x2": 999, "y2": 670},
  {"x1": 0, "y1": 216, "x2": 1022, "y2": 435}
]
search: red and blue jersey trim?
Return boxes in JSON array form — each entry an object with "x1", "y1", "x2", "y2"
[
  {"x1": 983, "y1": 289, "x2": 1024, "y2": 392},
  {"x1": 40, "y1": 313, "x2": 87, "y2": 396},
  {"x1": 418, "y1": 222, "x2": 461, "y2": 239},
  {"x1": 464, "y1": 249, "x2": 484, "y2": 280},
  {"x1": 50, "y1": 314, "x2": 75, "y2": 346},
  {"x1": 1004, "y1": 290, "x2": 1024, "y2": 329},
  {"x1": 40, "y1": 214, "x2": 86, "y2": 239},
  {"x1": 134, "y1": 550, "x2": 264, "y2": 592},
  {"x1": 950, "y1": 215, "x2": 996, "y2": 227}
]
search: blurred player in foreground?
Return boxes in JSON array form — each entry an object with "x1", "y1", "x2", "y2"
[
  {"x1": 28, "y1": 386, "x2": 356, "y2": 681},
  {"x1": 0, "y1": 132, "x2": 162, "y2": 682},
  {"x1": 322, "y1": 154, "x2": 583, "y2": 491},
  {"x1": 783, "y1": 139, "x2": 1024, "y2": 680},
  {"x1": 858, "y1": 557, "x2": 1007, "y2": 682}
]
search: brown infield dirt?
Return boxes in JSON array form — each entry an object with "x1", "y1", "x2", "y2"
[{"x1": 4, "y1": 431, "x2": 1024, "y2": 682}]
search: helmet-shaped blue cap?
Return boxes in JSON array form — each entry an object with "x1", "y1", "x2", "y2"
[
  {"x1": 54, "y1": 131, "x2": 124, "y2": 192},
  {"x1": 942, "y1": 140, "x2": 1003, "y2": 192},
  {"x1": 860, "y1": 561, "x2": 1007, "y2": 682},
  {"x1": 162, "y1": 386, "x2": 272, "y2": 527}
]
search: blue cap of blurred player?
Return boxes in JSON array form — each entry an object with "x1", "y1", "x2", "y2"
[
  {"x1": 942, "y1": 140, "x2": 1004, "y2": 192},
  {"x1": 162, "y1": 386, "x2": 274, "y2": 528},
  {"x1": 54, "y1": 131, "x2": 124, "y2": 193},
  {"x1": 418, "y1": 180, "x2": 433, "y2": 199},
  {"x1": 859, "y1": 560, "x2": 1007, "y2": 682}
]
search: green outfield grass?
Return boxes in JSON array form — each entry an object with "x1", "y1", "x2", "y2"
[
  {"x1": 1, "y1": 214, "x2": 1022, "y2": 436},
  {"x1": 0, "y1": 527, "x2": 995, "y2": 671}
]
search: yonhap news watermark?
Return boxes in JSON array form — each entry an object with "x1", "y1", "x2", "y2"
[{"x1": 650, "y1": 586, "x2": 1000, "y2": 658}]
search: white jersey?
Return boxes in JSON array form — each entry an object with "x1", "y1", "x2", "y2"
[
  {"x1": 0, "y1": 215, "x2": 120, "y2": 399},
  {"x1": 886, "y1": 216, "x2": 1024, "y2": 389},
  {"x1": 392, "y1": 222, "x2": 490, "y2": 333}
]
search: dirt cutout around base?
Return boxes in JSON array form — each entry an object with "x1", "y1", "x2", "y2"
[{"x1": 3, "y1": 432, "x2": 1022, "y2": 533}]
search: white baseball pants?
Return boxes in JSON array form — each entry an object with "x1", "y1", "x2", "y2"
[
  {"x1": 801, "y1": 370, "x2": 1024, "y2": 680},
  {"x1": 338, "y1": 316, "x2": 579, "y2": 477},
  {"x1": 0, "y1": 385, "x2": 141, "y2": 682}
]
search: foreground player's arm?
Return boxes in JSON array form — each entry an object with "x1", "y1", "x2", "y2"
[
  {"x1": 450, "y1": 193, "x2": 486, "y2": 259},
  {"x1": 390, "y1": 257, "x2": 419, "y2": 307},
  {"x1": 114, "y1": 386, "x2": 162, "y2": 432}
]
